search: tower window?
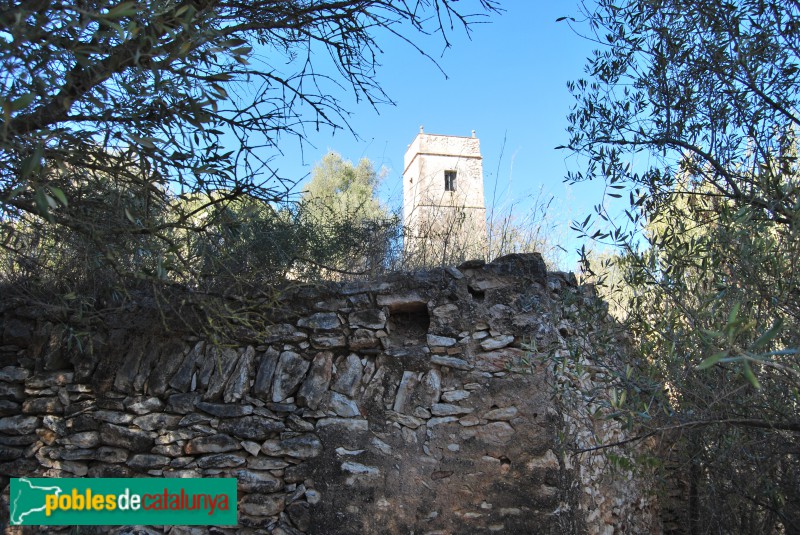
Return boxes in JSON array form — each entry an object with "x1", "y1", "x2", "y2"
[{"x1": 444, "y1": 170, "x2": 457, "y2": 191}]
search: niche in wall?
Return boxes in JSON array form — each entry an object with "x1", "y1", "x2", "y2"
[{"x1": 385, "y1": 302, "x2": 430, "y2": 348}]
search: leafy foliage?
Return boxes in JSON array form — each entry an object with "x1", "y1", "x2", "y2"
[
  {"x1": 565, "y1": 0, "x2": 800, "y2": 531},
  {"x1": 302, "y1": 152, "x2": 387, "y2": 224},
  {"x1": 298, "y1": 152, "x2": 398, "y2": 277},
  {"x1": 0, "y1": 0, "x2": 498, "y2": 322}
]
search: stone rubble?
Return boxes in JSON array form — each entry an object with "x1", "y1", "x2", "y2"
[{"x1": 0, "y1": 253, "x2": 659, "y2": 534}]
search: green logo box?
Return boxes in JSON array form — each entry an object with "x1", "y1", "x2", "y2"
[{"x1": 9, "y1": 478, "x2": 237, "y2": 526}]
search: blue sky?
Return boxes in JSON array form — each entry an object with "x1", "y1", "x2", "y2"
[{"x1": 257, "y1": 2, "x2": 603, "y2": 269}]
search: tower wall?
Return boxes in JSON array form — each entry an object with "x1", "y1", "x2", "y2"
[{"x1": 403, "y1": 132, "x2": 487, "y2": 264}]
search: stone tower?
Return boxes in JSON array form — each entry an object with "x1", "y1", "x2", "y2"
[{"x1": 403, "y1": 128, "x2": 487, "y2": 264}]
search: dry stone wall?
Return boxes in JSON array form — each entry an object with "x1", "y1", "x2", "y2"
[{"x1": 0, "y1": 254, "x2": 658, "y2": 534}]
